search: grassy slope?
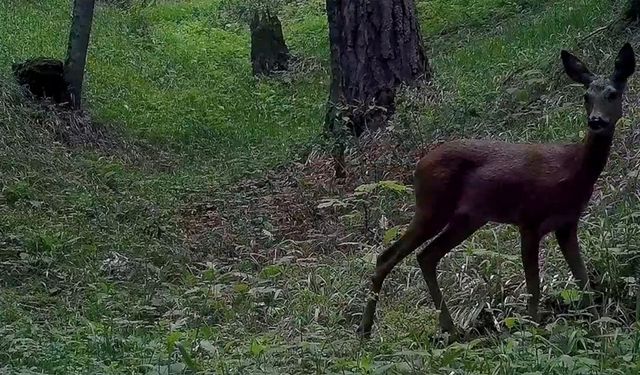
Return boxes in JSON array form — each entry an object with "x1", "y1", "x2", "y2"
[{"x1": 1, "y1": 0, "x2": 640, "y2": 374}]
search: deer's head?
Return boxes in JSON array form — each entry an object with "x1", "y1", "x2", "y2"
[{"x1": 561, "y1": 43, "x2": 635, "y2": 135}]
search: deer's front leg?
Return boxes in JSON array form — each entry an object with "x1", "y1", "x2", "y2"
[
  {"x1": 555, "y1": 222, "x2": 598, "y2": 318},
  {"x1": 520, "y1": 228, "x2": 541, "y2": 321},
  {"x1": 555, "y1": 222, "x2": 590, "y2": 286}
]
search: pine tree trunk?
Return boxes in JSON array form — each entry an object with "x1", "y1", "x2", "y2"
[
  {"x1": 250, "y1": 12, "x2": 290, "y2": 76},
  {"x1": 325, "y1": 0, "x2": 430, "y2": 138},
  {"x1": 64, "y1": 0, "x2": 96, "y2": 109},
  {"x1": 325, "y1": 0, "x2": 430, "y2": 178}
]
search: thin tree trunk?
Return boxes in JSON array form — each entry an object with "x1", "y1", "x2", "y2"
[
  {"x1": 64, "y1": 0, "x2": 96, "y2": 109},
  {"x1": 325, "y1": 0, "x2": 430, "y2": 177}
]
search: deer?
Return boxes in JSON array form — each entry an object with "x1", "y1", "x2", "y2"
[{"x1": 357, "y1": 43, "x2": 636, "y2": 338}]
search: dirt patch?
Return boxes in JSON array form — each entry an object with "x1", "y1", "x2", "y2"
[{"x1": 182, "y1": 128, "x2": 436, "y2": 262}]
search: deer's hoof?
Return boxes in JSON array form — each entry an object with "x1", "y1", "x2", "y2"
[
  {"x1": 439, "y1": 318, "x2": 457, "y2": 335},
  {"x1": 356, "y1": 323, "x2": 372, "y2": 339},
  {"x1": 431, "y1": 327, "x2": 462, "y2": 346},
  {"x1": 444, "y1": 327, "x2": 461, "y2": 342}
]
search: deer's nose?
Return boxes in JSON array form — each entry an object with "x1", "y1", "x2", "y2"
[{"x1": 588, "y1": 115, "x2": 609, "y2": 130}]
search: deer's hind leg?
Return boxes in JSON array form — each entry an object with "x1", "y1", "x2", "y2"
[
  {"x1": 357, "y1": 213, "x2": 448, "y2": 338},
  {"x1": 417, "y1": 214, "x2": 485, "y2": 333}
]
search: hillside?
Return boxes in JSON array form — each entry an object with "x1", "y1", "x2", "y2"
[{"x1": 1, "y1": 0, "x2": 640, "y2": 373}]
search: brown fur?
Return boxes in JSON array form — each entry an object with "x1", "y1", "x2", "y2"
[{"x1": 357, "y1": 43, "x2": 636, "y2": 337}]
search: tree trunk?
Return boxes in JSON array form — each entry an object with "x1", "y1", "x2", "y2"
[
  {"x1": 64, "y1": 0, "x2": 96, "y2": 109},
  {"x1": 325, "y1": 0, "x2": 430, "y2": 177},
  {"x1": 250, "y1": 11, "x2": 290, "y2": 76},
  {"x1": 626, "y1": 0, "x2": 640, "y2": 22}
]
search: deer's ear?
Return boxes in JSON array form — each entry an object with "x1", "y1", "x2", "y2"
[
  {"x1": 611, "y1": 42, "x2": 635, "y2": 86},
  {"x1": 561, "y1": 50, "x2": 595, "y2": 86}
]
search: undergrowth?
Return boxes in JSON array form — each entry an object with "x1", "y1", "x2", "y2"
[{"x1": 1, "y1": 0, "x2": 639, "y2": 374}]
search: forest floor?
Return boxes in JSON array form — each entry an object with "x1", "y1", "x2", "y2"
[{"x1": 1, "y1": 0, "x2": 640, "y2": 374}]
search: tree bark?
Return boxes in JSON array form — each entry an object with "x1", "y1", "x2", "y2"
[
  {"x1": 250, "y1": 11, "x2": 290, "y2": 76},
  {"x1": 325, "y1": 0, "x2": 430, "y2": 138},
  {"x1": 64, "y1": 0, "x2": 96, "y2": 109},
  {"x1": 324, "y1": 0, "x2": 429, "y2": 178}
]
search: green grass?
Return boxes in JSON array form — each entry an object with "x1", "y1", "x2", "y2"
[
  {"x1": 419, "y1": 0, "x2": 555, "y2": 36},
  {"x1": 0, "y1": 0, "x2": 327, "y2": 181},
  {"x1": 2, "y1": 0, "x2": 640, "y2": 373}
]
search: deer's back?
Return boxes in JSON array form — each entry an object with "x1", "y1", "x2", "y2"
[{"x1": 416, "y1": 139, "x2": 594, "y2": 232}]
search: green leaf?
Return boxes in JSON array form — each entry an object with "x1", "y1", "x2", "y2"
[
  {"x1": 355, "y1": 183, "x2": 378, "y2": 195},
  {"x1": 560, "y1": 289, "x2": 582, "y2": 304},
  {"x1": 250, "y1": 340, "x2": 267, "y2": 357},
  {"x1": 359, "y1": 354, "x2": 374, "y2": 371},
  {"x1": 261, "y1": 265, "x2": 283, "y2": 278},
  {"x1": 383, "y1": 226, "x2": 403, "y2": 245},
  {"x1": 317, "y1": 198, "x2": 349, "y2": 209},
  {"x1": 166, "y1": 331, "x2": 182, "y2": 354},
  {"x1": 176, "y1": 342, "x2": 200, "y2": 371},
  {"x1": 378, "y1": 180, "x2": 410, "y2": 193},
  {"x1": 355, "y1": 181, "x2": 411, "y2": 196},
  {"x1": 234, "y1": 282, "x2": 250, "y2": 294},
  {"x1": 203, "y1": 268, "x2": 217, "y2": 281},
  {"x1": 504, "y1": 317, "x2": 518, "y2": 329}
]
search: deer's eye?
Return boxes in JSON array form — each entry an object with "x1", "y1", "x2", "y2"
[
  {"x1": 583, "y1": 93, "x2": 590, "y2": 103},
  {"x1": 606, "y1": 91, "x2": 619, "y2": 101}
]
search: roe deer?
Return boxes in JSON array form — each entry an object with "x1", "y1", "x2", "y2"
[{"x1": 357, "y1": 43, "x2": 636, "y2": 337}]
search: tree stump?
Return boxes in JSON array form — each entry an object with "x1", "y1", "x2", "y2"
[
  {"x1": 250, "y1": 12, "x2": 290, "y2": 76},
  {"x1": 12, "y1": 58, "x2": 71, "y2": 105}
]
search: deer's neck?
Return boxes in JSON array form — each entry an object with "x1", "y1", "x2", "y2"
[{"x1": 580, "y1": 131, "x2": 614, "y2": 182}]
